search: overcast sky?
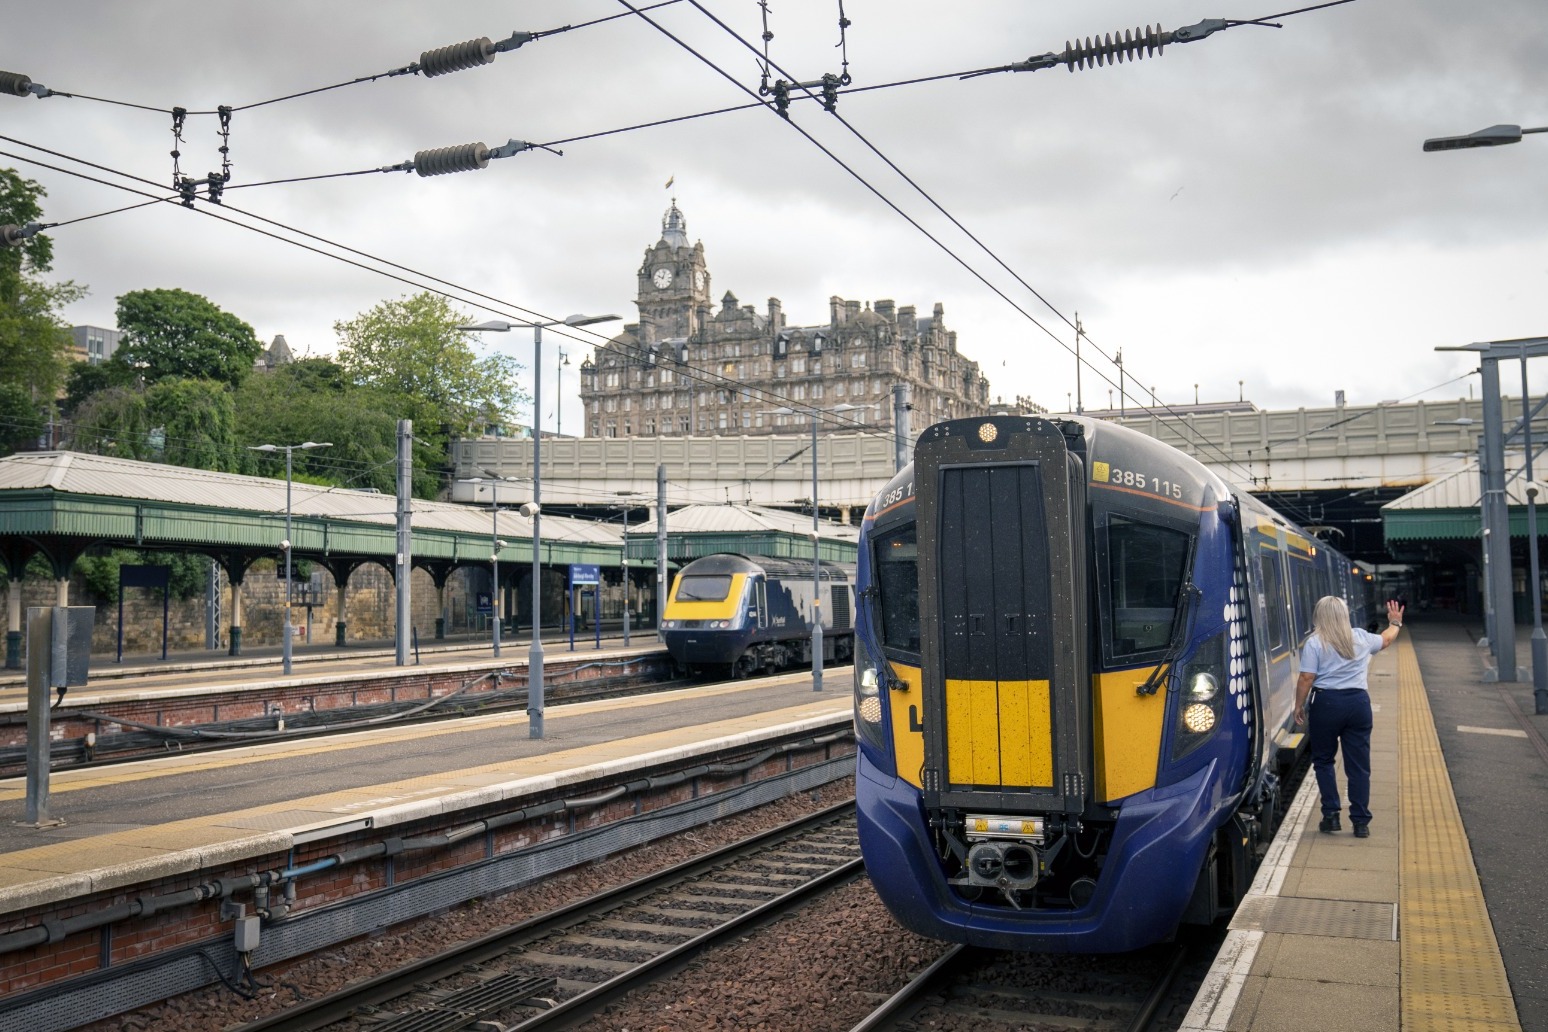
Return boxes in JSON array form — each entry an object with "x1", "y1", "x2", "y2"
[{"x1": 4, "y1": 0, "x2": 1545, "y2": 430}]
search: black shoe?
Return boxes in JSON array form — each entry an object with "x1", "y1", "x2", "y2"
[
  {"x1": 1319, "y1": 814, "x2": 1342, "y2": 833},
  {"x1": 1353, "y1": 824, "x2": 1370, "y2": 838}
]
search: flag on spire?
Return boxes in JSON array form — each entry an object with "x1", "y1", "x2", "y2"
[{"x1": 664, "y1": 175, "x2": 675, "y2": 189}]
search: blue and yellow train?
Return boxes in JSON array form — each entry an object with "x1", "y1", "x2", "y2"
[
  {"x1": 853, "y1": 415, "x2": 1376, "y2": 953},
  {"x1": 661, "y1": 553, "x2": 856, "y2": 677}
]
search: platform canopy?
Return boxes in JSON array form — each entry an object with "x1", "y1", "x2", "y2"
[
  {"x1": 626, "y1": 503, "x2": 859, "y2": 564},
  {"x1": 0, "y1": 451, "x2": 621, "y2": 578}
]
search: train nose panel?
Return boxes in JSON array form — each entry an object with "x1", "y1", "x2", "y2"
[{"x1": 916, "y1": 418, "x2": 1091, "y2": 815}]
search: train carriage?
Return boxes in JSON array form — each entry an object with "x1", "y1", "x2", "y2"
[
  {"x1": 662, "y1": 553, "x2": 855, "y2": 677},
  {"x1": 852, "y1": 415, "x2": 1378, "y2": 953}
]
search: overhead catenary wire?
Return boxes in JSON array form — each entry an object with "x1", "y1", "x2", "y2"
[
  {"x1": 0, "y1": 143, "x2": 890, "y2": 461},
  {"x1": 675, "y1": 0, "x2": 1374, "y2": 514}
]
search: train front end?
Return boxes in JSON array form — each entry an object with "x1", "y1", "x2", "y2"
[{"x1": 854, "y1": 415, "x2": 1258, "y2": 953}]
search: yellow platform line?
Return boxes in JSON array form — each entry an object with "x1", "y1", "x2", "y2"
[{"x1": 1397, "y1": 636, "x2": 1521, "y2": 1031}]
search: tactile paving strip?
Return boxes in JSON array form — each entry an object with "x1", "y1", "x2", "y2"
[
  {"x1": 1397, "y1": 638, "x2": 1521, "y2": 1031},
  {"x1": 1231, "y1": 894, "x2": 1395, "y2": 940}
]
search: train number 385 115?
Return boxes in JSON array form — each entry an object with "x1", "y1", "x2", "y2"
[{"x1": 1093, "y1": 461, "x2": 1183, "y2": 499}]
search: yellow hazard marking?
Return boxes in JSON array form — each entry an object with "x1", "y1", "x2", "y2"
[
  {"x1": 945, "y1": 678, "x2": 1051, "y2": 788},
  {"x1": 1092, "y1": 460, "x2": 1111, "y2": 482}
]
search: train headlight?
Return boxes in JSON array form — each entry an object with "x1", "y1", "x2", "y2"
[
  {"x1": 1188, "y1": 672, "x2": 1219, "y2": 701},
  {"x1": 1182, "y1": 702, "x2": 1217, "y2": 733},
  {"x1": 1172, "y1": 630, "x2": 1227, "y2": 760},
  {"x1": 857, "y1": 666, "x2": 883, "y2": 725},
  {"x1": 662, "y1": 619, "x2": 676, "y2": 629}
]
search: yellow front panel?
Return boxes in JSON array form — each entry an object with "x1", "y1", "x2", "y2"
[
  {"x1": 887, "y1": 662, "x2": 926, "y2": 787},
  {"x1": 664, "y1": 573, "x2": 747, "y2": 621},
  {"x1": 945, "y1": 678, "x2": 1052, "y2": 788},
  {"x1": 1092, "y1": 668, "x2": 1165, "y2": 801}
]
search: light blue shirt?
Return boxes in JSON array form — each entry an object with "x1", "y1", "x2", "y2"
[{"x1": 1299, "y1": 629, "x2": 1383, "y2": 692}]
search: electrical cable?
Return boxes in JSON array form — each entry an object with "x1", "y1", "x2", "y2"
[{"x1": 674, "y1": 0, "x2": 1335, "y2": 501}]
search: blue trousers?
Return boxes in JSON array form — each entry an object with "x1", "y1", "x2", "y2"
[{"x1": 1308, "y1": 688, "x2": 1373, "y2": 825}]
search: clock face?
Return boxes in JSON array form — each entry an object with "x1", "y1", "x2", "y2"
[
  {"x1": 693, "y1": 269, "x2": 706, "y2": 290},
  {"x1": 653, "y1": 267, "x2": 674, "y2": 289}
]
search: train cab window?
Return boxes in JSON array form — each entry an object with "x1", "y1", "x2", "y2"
[
  {"x1": 675, "y1": 575, "x2": 733, "y2": 602},
  {"x1": 1102, "y1": 515, "x2": 1192, "y2": 660},
  {"x1": 873, "y1": 524, "x2": 921, "y2": 654}
]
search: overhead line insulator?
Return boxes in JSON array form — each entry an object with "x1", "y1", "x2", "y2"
[
  {"x1": 0, "y1": 70, "x2": 51, "y2": 98},
  {"x1": 419, "y1": 38, "x2": 497, "y2": 78},
  {"x1": 413, "y1": 142, "x2": 490, "y2": 177}
]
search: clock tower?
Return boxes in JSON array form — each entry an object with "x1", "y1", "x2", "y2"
[{"x1": 636, "y1": 200, "x2": 710, "y2": 344}]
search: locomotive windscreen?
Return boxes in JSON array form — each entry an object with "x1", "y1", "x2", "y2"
[{"x1": 939, "y1": 464, "x2": 1056, "y2": 790}]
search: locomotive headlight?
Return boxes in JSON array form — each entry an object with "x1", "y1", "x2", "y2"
[
  {"x1": 1182, "y1": 702, "x2": 1217, "y2": 733},
  {"x1": 662, "y1": 619, "x2": 676, "y2": 629},
  {"x1": 1172, "y1": 630, "x2": 1227, "y2": 760},
  {"x1": 857, "y1": 666, "x2": 883, "y2": 725}
]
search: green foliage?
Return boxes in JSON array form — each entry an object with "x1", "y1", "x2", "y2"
[
  {"x1": 147, "y1": 378, "x2": 239, "y2": 470},
  {"x1": 68, "y1": 377, "x2": 238, "y2": 469},
  {"x1": 62, "y1": 360, "x2": 133, "y2": 417},
  {"x1": 0, "y1": 169, "x2": 83, "y2": 454},
  {"x1": 235, "y1": 358, "x2": 406, "y2": 494},
  {"x1": 335, "y1": 292, "x2": 524, "y2": 471},
  {"x1": 114, "y1": 288, "x2": 262, "y2": 388},
  {"x1": 69, "y1": 385, "x2": 150, "y2": 458},
  {"x1": 0, "y1": 382, "x2": 45, "y2": 451},
  {"x1": 73, "y1": 549, "x2": 210, "y2": 604}
]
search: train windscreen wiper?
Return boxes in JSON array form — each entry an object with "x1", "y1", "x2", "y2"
[{"x1": 1136, "y1": 581, "x2": 1200, "y2": 697}]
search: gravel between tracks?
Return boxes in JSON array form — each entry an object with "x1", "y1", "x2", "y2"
[{"x1": 78, "y1": 776, "x2": 952, "y2": 1032}]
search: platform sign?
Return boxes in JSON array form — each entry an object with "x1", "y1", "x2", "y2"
[
  {"x1": 475, "y1": 591, "x2": 493, "y2": 615},
  {"x1": 569, "y1": 564, "x2": 600, "y2": 586}
]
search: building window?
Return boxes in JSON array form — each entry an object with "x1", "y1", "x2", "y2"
[
  {"x1": 851, "y1": 352, "x2": 866, "y2": 368},
  {"x1": 680, "y1": 415, "x2": 691, "y2": 433},
  {"x1": 793, "y1": 384, "x2": 807, "y2": 400},
  {"x1": 835, "y1": 381, "x2": 846, "y2": 396},
  {"x1": 606, "y1": 423, "x2": 618, "y2": 438},
  {"x1": 792, "y1": 356, "x2": 806, "y2": 374},
  {"x1": 645, "y1": 419, "x2": 656, "y2": 435}
]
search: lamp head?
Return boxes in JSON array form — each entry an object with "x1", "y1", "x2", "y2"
[{"x1": 520, "y1": 501, "x2": 540, "y2": 518}]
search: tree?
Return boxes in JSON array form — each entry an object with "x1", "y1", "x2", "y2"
[
  {"x1": 113, "y1": 288, "x2": 262, "y2": 388},
  {"x1": 235, "y1": 358, "x2": 406, "y2": 494},
  {"x1": 70, "y1": 377, "x2": 237, "y2": 469},
  {"x1": 0, "y1": 168, "x2": 83, "y2": 453},
  {"x1": 335, "y1": 292, "x2": 523, "y2": 432},
  {"x1": 334, "y1": 292, "x2": 524, "y2": 492}
]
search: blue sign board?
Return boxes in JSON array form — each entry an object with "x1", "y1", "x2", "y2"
[
  {"x1": 569, "y1": 564, "x2": 600, "y2": 586},
  {"x1": 475, "y1": 591, "x2": 493, "y2": 614}
]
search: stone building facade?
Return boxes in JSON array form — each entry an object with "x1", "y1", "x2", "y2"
[{"x1": 578, "y1": 202, "x2": 993, "y2": 439}]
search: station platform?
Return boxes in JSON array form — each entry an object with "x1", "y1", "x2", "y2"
[{"x1": 1183, "y1": 617, "x2": 1543, "y2": 1032}]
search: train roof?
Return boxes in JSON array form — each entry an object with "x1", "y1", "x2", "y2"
[{"x1": 676, "y1": 552, "x2": 853, "y2": 581}]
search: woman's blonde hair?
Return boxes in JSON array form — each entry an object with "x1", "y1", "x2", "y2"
[{"x1": 1312, "y1": 595, "x2": 1357, "y2": 659}]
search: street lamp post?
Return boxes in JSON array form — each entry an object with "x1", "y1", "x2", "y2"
[
  {"x1": 556, "y1": 348, "x2": 570, "y2": 437},
  {"x1": 460, "y1": 313, "x2": 620, "y2": 738},
  {"x1": 248, "y1": 441, "x2": 331, "y2": 675},
  {"x1": 772, "y1": 402, "x2": 864, "y2": 692},
  {"x1": 1423, "y1": 123, "x2": 1548, "y2": 152}
]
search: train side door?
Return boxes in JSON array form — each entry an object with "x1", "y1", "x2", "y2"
[{"x1": 755, "y1": 577, "x2": 768, "y2": 630}]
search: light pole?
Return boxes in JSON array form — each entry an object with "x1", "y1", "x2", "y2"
[
  {"x1": 459, "y1": 477, "x2": 508, "y2": 658},
  {"x1": 556, "y1": 348, "x2": 570, "y2": 437},
  {"x1": 1423, "y1": 123, "x2": 1548, "y2": 152},
  {"x1": 772, "y1": 402, "x2": 864, "y2": 692},
  {"x1": 248, "y1": 441, "x2": 331, "y2": 675},
  {"x1": 460, "y1": 313, "x2": 620, "y2": 738},
  {"x1": 1428, "y1": 123, "x2": 1548, "y2": 700}
]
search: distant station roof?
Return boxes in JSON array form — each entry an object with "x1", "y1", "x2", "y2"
[
  {"x1": 1383, "y1": 459, "x2": 1539, "y2": 541},
  {"x1": 0, "y1": 451, "x2": 620, "y2": 575},
  {"x1": 627, "y1": 503, "x2": 858, "y2": 564}
]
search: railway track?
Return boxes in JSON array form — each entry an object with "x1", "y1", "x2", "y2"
[
  {"x1": 850, "y1": 941, "x2": 1191, "y2": 1032},
  {"x1": 231, "y1": 801, "x2": 863, "y2": 1032}
]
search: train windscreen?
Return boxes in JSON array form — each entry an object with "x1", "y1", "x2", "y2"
[{"x1": 675, "y1": 575, "x2": 733, "y2": 602}]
